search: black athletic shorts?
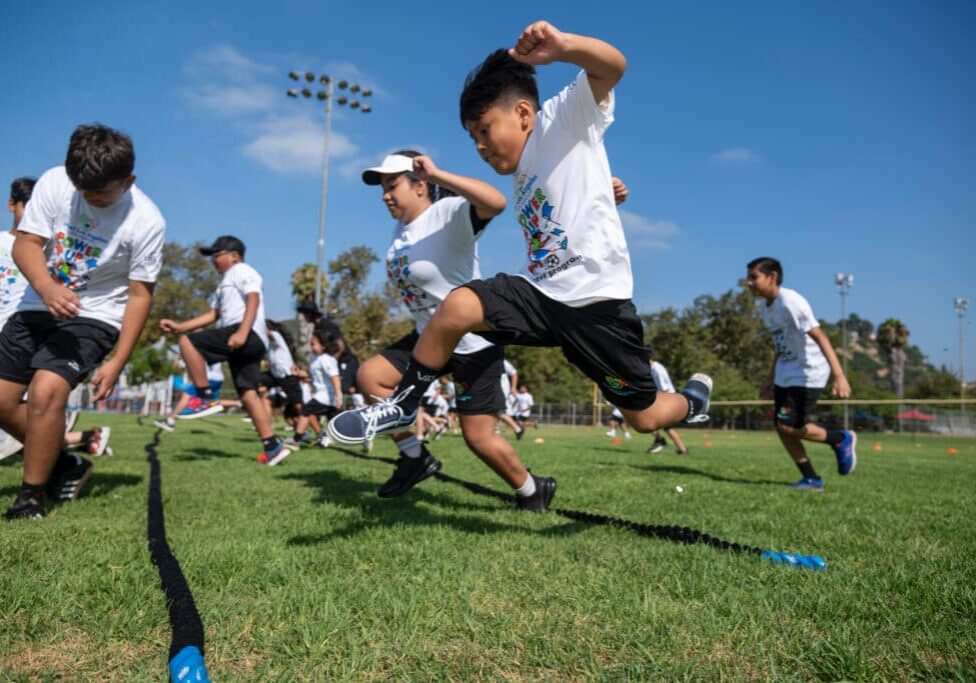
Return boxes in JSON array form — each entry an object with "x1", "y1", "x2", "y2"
[
  {"x1": 0, "y1": 311, "x2": 119, "y2": 388},
  {"x1": 303, "y1": 399, "x2": 337, "y2": 418},
  {"x1": 379, "y1": 330, "x2": 505, "y2": 415},
  {"x1": 275, "y1": 375, "x2": 304, "y2": 407},
  {"x1": 773, "y1": 385, "x2": 823, "y2": 428},
  {"x1": 187, "y1": 325, "x2": 266, "y2": 393},
  {"x1": 463, "y1": 273, "x2": 657, "y2": 410}
]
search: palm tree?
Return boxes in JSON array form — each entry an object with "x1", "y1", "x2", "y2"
[{"x1": 877, "y1": 318, "x2": 910, "y2": 430}]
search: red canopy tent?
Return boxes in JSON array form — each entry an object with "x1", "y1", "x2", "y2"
[{"x1": 896, "y1": 408, "x2": 934, "y2": 422}]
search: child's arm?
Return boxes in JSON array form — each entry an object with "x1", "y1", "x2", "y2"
[
  {"x1": 760, "y1": 359, "x2": 776, "y2": 399},
  {"x1": 90, "y1": 280, "x2": 153, "y2": 401},
  {"x1": 160, "y1": 309, "x2": 218, "y2": 334},
  {"x1": 411, "y1": 156, "x2": 506, "y2": 220},
  {"x1": 612, "y1": 177, "x2": 629, "y2": 206},
  {"x1": 12, "y1": 232, "x2": 81, "y2": 318},
  {"x1": 510, "y1": 20, "x2": 626, "y2": 105},
  {"x1": 807, "y1": 327, "x2": 852, "y2": 398},
  {"x1": 330, "y1": 373, "x2": 342, "y2": 408},
  {"x1": 228, "y1": 292, "x2": 260, "y2": 350}
]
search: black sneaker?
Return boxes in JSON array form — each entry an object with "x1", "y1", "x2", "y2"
[
  {"x1": 377, "y1": 447, "x2": 442, "y2": 498},
  {"x1": 5, "y1": 492, "x2": 45, "y2": 521},
  {"x1": 648, "y1": 436, "x2": 667, "y2": 454},
  {"x1": 515, "y1": 474, "x2": 556, "y2": 513},
  {"x1": 47, "y1": 452, "x2": 94, "y2": 502},
  {"x1": 515, "y1": 427, "x2": 525, "y2": 440}
]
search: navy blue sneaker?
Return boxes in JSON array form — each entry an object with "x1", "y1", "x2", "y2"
[
  {"x1": 681, "y1": 373, "x2": 713, "y2": 424},
  {"x1": 377, "y1": 446, "x2": 442, "y2": 498},
  {"x1": 327, "y1": 387, "x2": 417, "y2": 445},
  {"x1": 832, "y1": 430, "x2": 857, "y2": 475},
  {"x1": 790, "y1": 477, "x2": 825, "y2": 491}
]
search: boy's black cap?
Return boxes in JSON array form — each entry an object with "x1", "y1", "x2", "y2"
[
  {"x1": 199, "y1": 235, "x2": 245, "y2": 258},
  {"x1": 296, "y1": 299, "x2": 320, "y2": 315}
]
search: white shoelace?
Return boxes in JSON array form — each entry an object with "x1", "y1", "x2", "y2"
[{"x1": 362, "y1": 385, "x2": 415, "y2": 440}]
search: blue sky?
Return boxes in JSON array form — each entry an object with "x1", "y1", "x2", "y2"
[{"x1": 1, "y1": 1, "x2": 974, "y2": 380}]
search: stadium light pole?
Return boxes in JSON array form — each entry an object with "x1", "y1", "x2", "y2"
[
  {"x1": 835, "y1": 272, "x2": 854, "y2": 429},
  {"x1": 955, "y1": 298, "x2": 968, "y2": 412},
  {"x1": 287, "y1": 70, "x2": 373, "y2": 308}
]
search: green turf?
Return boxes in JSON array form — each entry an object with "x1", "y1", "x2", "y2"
[{"x1": 2, "y1": 416, "x2": 974, "y2": 681}]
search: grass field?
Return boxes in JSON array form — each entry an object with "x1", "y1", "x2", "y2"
[{"x1": 2, "y1": 415, "x2": 974, "y2": 681}]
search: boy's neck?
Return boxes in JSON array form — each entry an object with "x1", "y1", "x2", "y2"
[{"x1": 763, "y1": 284, "x2": 781, "y2": 305}]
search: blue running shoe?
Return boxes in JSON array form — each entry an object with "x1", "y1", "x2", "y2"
[
  {"x1": 833, "y1": 430, "x2": 857, "y2": 475},
  {"x1": 327, "y1": 387, "x2": 417, "y2": 445},
  {"x1": 681, "y1": 373, "x2": 713, "y2": 424},
  {"x1": 790, "y1": 477, "x2": 825, "y2": 491},
  {"x1": 177, "y1": 396, "x2": 223, "y2": 420}
]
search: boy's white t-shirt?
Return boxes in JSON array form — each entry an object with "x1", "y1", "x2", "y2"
[
  {"x1": 309, "y1": 353, "x2": 340, "y2": 406},
  {"x1": 0, "y1": 232, "x2": 28, "y2": 329},
  {"x1": 422, "y1": 381, "x2": 440, "y2": 401},
  {"x1": 515, "y1": 391, "x2": 534, "y2": 417},
  {"x1": 500, "y1": 359, "x2": 517, "y2": 396},
  {"x1": 759, "y1": 287, "x2": 831, "y2": 388},
  {"x1": 386, "y1": 196, "x2": 492, "y2": 355},
  {"x1": 211, "y1": 262, "x2": 268, "y2": 349},
  {"x1": 267, "y1": 329, "x2": 294, "y2": 378},
  {"x1": 513, "y1": 70, "x2": 632, "y2": 307},
  {"x1": 206, "y1": 362, "x2": 224, "y2": 383},
  {"x1": 16, "y1": 166, "x2": 166, "y2": 329},
  {"x1": 650, "y1": 361, "x2": 676, "y2": 394}
]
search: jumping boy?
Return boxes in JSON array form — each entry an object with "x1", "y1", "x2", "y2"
[
  {"x1": 647, "y1": 355, "x2": 688, "y2": 455},
  {"x1": 159, "y1": 235, "x2": 291, "y2": 466},
  {"x1": 1, "y1": 125, "x2": 165, "y2": 519},
  {"x1": 745, "y1": 257, "x2": 856, "y2": 490},
  {"x1": 330, "y1": 21, "x2": 711, "y2": 448}
]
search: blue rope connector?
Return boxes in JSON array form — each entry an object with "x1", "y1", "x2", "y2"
[
  {"x1": 761, "y1": 549, "x2": 827, "y2": 570},
  {"x1": 169, "y1": 646, "x2": 211, "y2": 683}
]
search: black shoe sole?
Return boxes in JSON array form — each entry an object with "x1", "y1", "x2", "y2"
[{"x1": 377, "y1": 457, "x2": 442, "y2": 498}]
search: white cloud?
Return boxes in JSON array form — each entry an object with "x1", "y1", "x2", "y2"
[
  {"x1": 242, "y1": 113, "x2": 358, "y2": 174},
  {"x1": 180, "y1": 44, "x2": 385, "y2": 175},
  {"x1": 710, "y1": 147, "x2": 760, "y2": 164},
  {"x1": 619, "y1": 209, "x2": 679, "y2": 251}
]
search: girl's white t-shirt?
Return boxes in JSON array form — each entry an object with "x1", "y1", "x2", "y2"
[
  {"x1": 309, "y1": 353, "x2": 340, "y2": 406},
  {"x1": 16, "y1": 166, "x2": 166, "y2": 329},
  {"x1": 759, "y1": 287, "x2": 831, "y2": 388},
  {"x1": 513, "y1": 71, "x2": 631, "y2": 307},
  {"x1": 211, "y1": 262, "x2": 268, "y2": 349},
  {"x1": 650, "y1": 361, "x2": 676, "y2": 394},
  {"x1": 267, "y1": 329, "x2": 294, "y2": 379},
  {"x1": 515, "y1": 391, "x2": 534, "y2": 417},
  {"x1": 0, "y1": 232, "x2": 28, "y2": 329},
  {"x1": 386, "y1": 196, "x2": 492, "y2": 355}
]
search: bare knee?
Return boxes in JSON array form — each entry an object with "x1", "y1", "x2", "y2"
[
  {"x1": 776, "y1": 423, "x2": 806, "y2": 439},
  {"x1": 432, "y1": 288, "x2": 485, "y2": 335},
  {"x1": 27, "y1": 385, "x2": 68, "y2": 418}
]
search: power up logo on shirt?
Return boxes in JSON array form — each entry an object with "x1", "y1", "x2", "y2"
[
  {"x1": 49, "y1": 215, "x2": 107, "y2": 291},
  {"x1": 515, "y1": 174, "x2": 567, "y2": 277},
  {"x1": 386, "y1": 249, "x2": 430, "y2": 313},
  {"x1": 0, "y1": 263, "x2": 21, "y2": 305}
]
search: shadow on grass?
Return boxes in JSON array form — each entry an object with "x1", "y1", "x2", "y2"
[
  {"x1": 0, "y1": 472, "x2": 142, "y2": 500},
  {"x1": 173, "y1": 447, "x2": 243, "y2": 461},
  {"x1": 621, "y1": 461, "x2": 786, "y2": 486},
  {"x1": 282, "y1": 466, "x2": 557, "y2": 546}
]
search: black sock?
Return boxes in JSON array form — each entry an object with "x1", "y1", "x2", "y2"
[
  {"x1": 396, "y1": 357, "x2": 443, "y2": 415},
  {"x1": 295, "y1": 431, "x2": 306, "y2": 440},
  {"x1": 80, "y1": 429, "x2": 94, "y2": 445},
  {"x1": 262, "y1": 436, "x2": 280, "y2": 452},
  {"x1": 681, "y1": 392, "x2": 704, "y2": 419},
  {"x1": 19, "y1": 482, "x2": 46, "y2": 502},
  {"x1": 798, "y1": 460, "x2": 819, "y2": 479},
  {"x1": 196, "y1": 386, "x2": 214, "y2": 400},
  {"x1": 824, "y1": 430, "x2": 845, "y2": 446}
]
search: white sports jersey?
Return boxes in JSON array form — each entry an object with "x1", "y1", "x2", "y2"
[
  {"x1": 0, "y1": 232, "x2": 28, "y2": 329},
  {"x1": 267, "y1": 329, "x2": 294, "y2": 379},
  {"x1": 650, "y1": 361, "x2": 676, "y2": 393},
  {"x1": 514, "y1": 391, "x2": 534, "y2": 417},
  {"x1": 513, "y1": 71, "x2": 631, "y2": 306},
  {"x1": 759, "y1": 287, "x2": 831, "y2": 388},
  {"x1": 309, "y1": 353, "x2": 340, "y2": 406},
  {"x1": 211, "y1": 262, "x2": 268, "y2": 350}
]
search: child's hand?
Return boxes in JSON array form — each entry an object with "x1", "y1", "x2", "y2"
[
  {"x1": 831, "y1": 375, "x2": 852, "y2": 399},
  {"x1": 90, "y1": 359, "x2": 123, "y2": 402},
  {"x1": 228, "y1": 330, "x2": 248, "y2": 350},
  {"x1": 159, "y1": 319, "x2": 181, "y2": 334},
  {"x1": 509, "y1": 21, "x2": 569, "y2": 66},
  {"x1": 412, "y1": 155, "x2": 441, "y2": 183},
  {"x1": 612, "y1": 177, "x2": 629, "y2": 205},
  {"x1": 40, "y1": 282, "x2": 82, "y2": 318}
]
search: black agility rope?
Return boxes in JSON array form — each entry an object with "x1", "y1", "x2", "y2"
[
  {"x1": 335, "y1": 447, "x2": 829, "y2": 568},
  {"x1": 145, "y1": 430, "x2": 212, "y2": 682}
]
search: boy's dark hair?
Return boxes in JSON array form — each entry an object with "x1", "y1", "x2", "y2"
[
  {"x1": 460, "y1": 49, "x2": 540, "y2": 127},
  {"x1": 747, "y1": 257, "x2": 783, "y2": 285},
  {"x1": 65, "y1": 124, "x2": 135, "y2": 190},
  {"x1": 313, "y1": 329, "x2": 341, "y2": 356},
  {"x1": 9, "y1": 177, "x2": 36, "y2": 205},
  {"x1": 267, "y1": 319, "x2": 298, "y2": 360},
  {"x1": 390, "y1": 149, "x2": 456, "y2": 202}
]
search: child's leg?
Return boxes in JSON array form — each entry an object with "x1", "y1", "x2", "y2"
[
  {"x1": 308, "y1": 414, "x2": 321, "y2": 434},
  {"x1": 22, "y1": 371, "x2": 70, "y2": 486},
  {"x1": 460, "y1": 414, "x2": 530, "y2": 488},
  {"x1": 169, "y1": 392, "x2": 191, "y2": 420},
  {"x1": 239, "y1": 389, "x2": 274, "y2": 440},
  {"x1": 411, "y1": 288, "x2": 489, "y2": 369},
  {"x1": 498, "y1": 411, "x2": 523, "y2": 434},
  {"x1": 621, "y1": 392, "x2": 692, "y2": 433},
  {"x1": 0, "y1": 379, "x2": 30, "y2": 441},
  {"x1": 178, "y1": 335, "x2": 210, "y2": 390},
  {"x1": 775, "y1": 424, "x2": 814, "y2": 469},
  {"x1": 665, "y1": 428, "x2": 687, "y2": 453}
]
